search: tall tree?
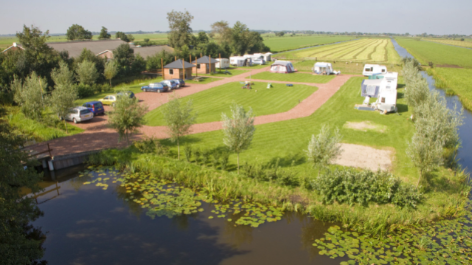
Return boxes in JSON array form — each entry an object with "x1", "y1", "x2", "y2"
[
  {"x1": 108, "y1": 92, "x2": 148, "y2": 144},
  {"x1": 75, "y1": 60, "x2": 98, "y2": 85},
  {"x1": 221, "y1": 104, "x2": 255, "y2": 174},
  {"x1": 66, "y1": 24, "x2": 92, "y2": 40},
  {"x1": 113, "y1": 44, "x2": 135, "y2": 75},
  {"x1": 50, "y1": 61, "x2": 78, "y2": 133},
  {"x1": 0, "y1": 106, "x2": 45, "y2": 264},
  {"x1": 104, "y1": 60, "x2": 119, "y2": 86},
  {"x1": 305, "y1": 125, "x2": 343, "y2": 176},
  {"x1": 167, "y1": 10, "x2": 194, "y2": 49},
  {"x1": 98, "y1": 26, "x2": 111, "y2": 40},
  {"x1": 211, "y1": 21, "x2": 232, "y2": 44},
  {"x1": 197, "y1": 31, "x2": 209, "y2": 45},
  {"x1": 76, "y1": 48, "x2": 106, "y2": 82},
  {"x1": 12, "y1": 72, "x2": 47, "y2": 120},
  {"x1": 115, "y1": 31, "x2": 132, "y2": 42},
  {"x1": 162, "y1": 94, "x2": 197, "y2": 159}
]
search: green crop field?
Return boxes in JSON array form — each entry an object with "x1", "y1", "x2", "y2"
[
  {"x1": 250, "y1": 72, "x2": 335, "y2": 83},
  {"x1": 427, "y1": 67, "x2": 472, "y2": 110},
  {"x1": 144, "y1": 81, "x2": 317, "y2": 126},
  {"x1": 423, "y1": 38, "x2": 472, "y2": 48},
  {"x1": 395, "y1": 38, "x2": 472, "y2": 68},
  {"x1": 277, "y1": 38, "x2": 401, "y2": 63},
  {"x1": 167, "y1": 77, "x2": 416, "y2": 180},
  {"x1": 292, "y1": 60, "x2": 404, "y2": 75},
  {"x1": 263, "y1": 35, "x2": 355, "y2": 53}
]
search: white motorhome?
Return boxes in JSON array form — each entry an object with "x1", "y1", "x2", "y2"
[
  {"x1": 215, "y1": 58, "x2": 230, "y2": 69},
  {"x1": 360, "y1": 72, "x2": 398, "y2": 113},
  {"x1": 313, "y1": 62, "x2": 340, "y2": 75},
  {"x1": 363, "y1": 64, "x2": 387, "y2": 76}
]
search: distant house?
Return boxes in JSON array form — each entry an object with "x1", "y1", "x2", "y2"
[
  {"x1": 47, "y1": 39, "x2": 128, "y2": 58},
  {"x1": 163, "y1": 59, "x2": 195, "y2": 80},
  {"x1": 133, "y1": 46, "x2": 174, "y2": 58},
  {"x1": 1, "y1": 42, "x2": 24, "y2": 53},
  {"x1": 192, "y1": 56, "x2": 218, "y2": 74}
]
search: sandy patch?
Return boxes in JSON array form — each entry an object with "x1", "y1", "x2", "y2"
[
  {"x1": 333, "y1": 143, "x2": 392, "y2": 171},
  {"x1": 344, "y1": 121, "x2": 387, "y2": 133}
]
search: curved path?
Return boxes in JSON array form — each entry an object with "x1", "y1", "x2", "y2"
[{"x1": 29, "y1": 67, "x2": 353, "y2": 157}]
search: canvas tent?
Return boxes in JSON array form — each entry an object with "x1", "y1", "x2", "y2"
[{"x1": 270, "y1": 61, "x2": 295, "y2": 73}]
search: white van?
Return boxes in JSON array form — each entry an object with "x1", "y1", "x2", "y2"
[{"x1": 363, "y1": 64, "x2": 387, "y2": 76}]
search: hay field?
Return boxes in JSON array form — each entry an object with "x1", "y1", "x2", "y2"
[
  {"x1": 263, "y1": 35, "x2": 354, "y2": 53},
  {"x1": 277, "y1": 39, "x2": 401, "y2": 63}
]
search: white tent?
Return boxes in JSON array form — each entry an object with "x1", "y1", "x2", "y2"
[
  {"x1": 215, "y1": 58, "x2": 230, "y2": 69},
  {"x1": 313, "y1": 62, "x2": 340, "y2": 75},
  {"x1": 270, "y1": 60, "x2": 295, "y2": 73}
]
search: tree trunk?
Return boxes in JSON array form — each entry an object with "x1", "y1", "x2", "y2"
[
  {"x1": 177, "y1": 138, "x2": 180, "y2": 160},
  {"x1": 64, "y1": 119, "x2": 68, "y2": 134},
  {"x1": 109, "y1": 79, "x2": 112, "y2": 87},
  {"x1": 237, "y1": 152, "x2": 240, "y2": 174}
]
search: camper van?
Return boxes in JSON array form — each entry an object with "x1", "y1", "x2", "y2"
[
  {"x1": 363, "y1": 64, "x2": 387, "y2": 76},
  {"x1": 215, "y1": 58, "x2": 230, "y2": 69},
  {"x1": 230, "y1": 56, "x2": 248, "y2": 67},
  {"x1": 313, "y1": 62, "x2": 340, "y2": 75}
]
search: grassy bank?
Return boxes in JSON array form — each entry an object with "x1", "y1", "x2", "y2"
[
  {"x1": 144, "y1": 81, "x2": 318, "y2": 126},
  {"x1": 426, "y1": 67, "x2": 472, "y2": 111}
]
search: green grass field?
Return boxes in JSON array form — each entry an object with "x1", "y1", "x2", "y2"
[
  {"x1": 144, "y1": 81, "x2": 317, "y2": 126},
  {"x1": 250, "y1": 72, "x2": 334, "y2": 83},
  {"x1": 423, "y1": 38, "x2": 472, "y2": 48},
  {"x1": 165, "y1": 77, "x2": 416, "y2": 181},
  {"x1": 200, "y1": 69, "x2": 249, "y2": 77},
  {"x1": 395, "y1": 38, "x2": 472, "y2": 68},
  {"x1": 185, "y1": 77, "x2": 220, "y2": 84},
  {"x1": 277, "y1": 39, "x2": 402, "y2": 63},
  {"x1": 263, "y1": 35, "x2": 355, "y2": 53}
]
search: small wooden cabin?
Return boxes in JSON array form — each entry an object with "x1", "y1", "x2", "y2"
[
  {"x1": 192, "y1": 56, "x2": 218, "y2": 74},
  {"x1": 163, "y1": 59, "x2": 195, "y2": 80}
]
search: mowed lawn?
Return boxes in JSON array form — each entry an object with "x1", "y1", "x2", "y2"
[
  {"x1": 144, "y1": 82, "x2": 318, "y2": 126},
  {"x1": 200, "y1": 69, "x2": 250, "y2": 77},
  {"x1": 250, "y1": 72, "x2": 335, "y2": 83},
  {"x1": 427, "y1": 67, "x2": 472, "y2": 110},
  {"x1": 263, "y1": 35, "x2": 355, "y2": 52},
  {"x1": 167, "y1": 77, "x2": 417, "y2": 182}
]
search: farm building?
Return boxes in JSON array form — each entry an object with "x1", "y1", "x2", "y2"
[
  {"x1": 133, "y1": 45, "x2": 174, "y2": 58},
  {"x1": 215, "y1": 58, "x2": 230, "y2": 69},
  {"x1": 1, "y1": 42, "x2": 24, "y2": 53},
  {"x1": 192, "y1": 56, "x2": 218, "y2": 74},
  {"x1": 163, "y1": 59, "x2": 195, "y2": 80},
  {"x1": 270, "y1": 60, "x2": 295, "y2": 73}
]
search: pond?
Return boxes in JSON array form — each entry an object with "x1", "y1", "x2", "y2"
[{"x1": 32, "y1": 41, "x2": 472, "y2": 264}]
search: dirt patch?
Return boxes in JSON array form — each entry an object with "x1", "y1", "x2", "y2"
[
  {"x1": 344, "y1": 121, "x2": 387, "y2": 133},
  {"x1": 436, "y1": 64, "x2": 463, "y2": 68},
  {"x1": 333, "y1": 143, "x2": 392, "y2": 171}
]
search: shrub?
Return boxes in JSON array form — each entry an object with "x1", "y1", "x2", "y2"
[
  {"x1": 133, "y1": 138, "x2": 169, "y2": 155},
  {"x1": 311, "y1": 168, "x2": 422, "y2": 208}
]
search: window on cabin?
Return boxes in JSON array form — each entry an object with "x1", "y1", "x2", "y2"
[
  {"x1": 169, "y1": 69, "x2": 174, "y2": 75},
  {"x1": 197, "y1": 64, "x2": 201, "y2": 69}
]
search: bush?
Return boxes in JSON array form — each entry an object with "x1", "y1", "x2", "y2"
[
  {"x1": 311, "y1": 168, "x2": 422, "y2": 208},
  {"x1": 133, "y1": 138, "x2": 169, "y2": 156},
  {"x1": 242, "y1": 159, "x2": 300, "y2": 187}
]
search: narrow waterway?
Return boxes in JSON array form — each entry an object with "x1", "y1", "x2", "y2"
[{"x1": 391, "y1": 38, "x2": 472, "y2": 170}]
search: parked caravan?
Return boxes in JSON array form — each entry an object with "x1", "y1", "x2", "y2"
[
  {"x1": 363, "y1": 64, "x2": 387, "y2": 76},
  {"x1": 313, "y1": 62, "x2": 340, "y2": 75},
  {"x1": 215, "y1": 58, "x2": 230, "y2": 69},
  {"x1": 360, "y1": 72, "x2": 398, "y2": 113},
  {"x1": 270, "y1": 60, "x2": 295, "y2": 73},
  {"x1": 230, "y1": 56, "x2": 245, "y2": 66}
]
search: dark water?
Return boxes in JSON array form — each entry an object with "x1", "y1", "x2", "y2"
[
  {"x1": 391, "y1": 38, "x2": 472, "y2": 171},
  {"x1": 33, "y1": 166, "x2": 343, "y2": 265}
]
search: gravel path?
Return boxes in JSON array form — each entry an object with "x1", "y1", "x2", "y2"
[{"x1": 28, "y1": 68, "x2": 353, "y2": 157}]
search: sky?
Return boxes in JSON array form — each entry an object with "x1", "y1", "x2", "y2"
[{"x1": 0, "y1": 0, "x2": 471, "y2": 35}]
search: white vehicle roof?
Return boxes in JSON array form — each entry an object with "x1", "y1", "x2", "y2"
[
  {"x1": 315, "y1": 62, "x2": 332, "y2": 67},
  {"x1": 364, "y1": 64, "x2": 386, "y2": 68}
]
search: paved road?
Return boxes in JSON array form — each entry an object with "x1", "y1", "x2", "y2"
[{"x1": 29, "y1": 67, "x2": 353, "y2": 157}]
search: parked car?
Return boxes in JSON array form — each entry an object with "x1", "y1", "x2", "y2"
[
  {"x1": 171, "y1": 78, "x2": 186, "y2": 88},
  {"x1": 161, "y1": 80, "x2": 178, "y2": 90},
  {"x1": 117, "y1": 91, "x2": 135, "y2": 99},
  {"x1": 99, "y1": 95, "x2": 117, "y2": 106},
  {"x1": 61, "y1": 106, "x2": 94, "y2": 124},
  {"x1": 82, "y1": 101, "x2": 105, "y2": 116},
  {"x1": 141, "y1": 83, "x2": 169, "y2": 93}
]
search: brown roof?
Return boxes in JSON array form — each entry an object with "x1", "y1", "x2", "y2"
[
  {"x1": 47, "y1": 39, "x2": 128, "y2": 58},
  {"x1": 2, "y1": 43, "x2": 24, "y2": 53},
  {"x1": 133, "y1": 45, "x2": 174, "y2": 58}
]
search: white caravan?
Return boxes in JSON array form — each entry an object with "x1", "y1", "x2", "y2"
[
  {"x1": 360, "y1": 72, "x2": 398, "y2": 113},
  {"x1": 312, "y1": 62, "x2": 340, "y2": 75},
  {"x1": 215, "y1": 58, "x2": 230, "y2": 69},
  {"x1": 230, "y1": 56, "x2": 246, "y2": 66},
  {"x1": 363, "y1": 64, "x2": 387, "y2": 76}
]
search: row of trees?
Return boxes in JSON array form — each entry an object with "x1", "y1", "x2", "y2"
[
  {"x1": 166, "y1": 10, "x2": 270, "y2": 56},
  {"x1": 403, "y1": 58, "x2": 463, "y2": 187},
  {"x1": 66, "y1": 24, "x2": 134, "y2": 42}
]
